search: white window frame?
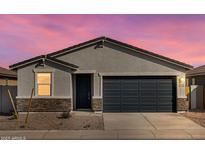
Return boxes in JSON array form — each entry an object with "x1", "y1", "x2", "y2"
[{"x1": 33, "y1": 69, "x2": 55, "y2": 97}]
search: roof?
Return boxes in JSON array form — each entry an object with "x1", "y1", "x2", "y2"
[
  {"x1": 10, "y1": 36, "x2": 193, "y2": 70},
  {"x1": 10, "y1": 55, "x2": 79, "y2": 70},
  {"x1": 0, "y1": 67, "x2": 17, "y2": 78},
  {"x1": 186, "y1": 65, "x2": 205, "y2": 76}
]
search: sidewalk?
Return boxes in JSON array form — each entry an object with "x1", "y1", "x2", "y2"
[{"x1": 1, "y1": 129, "x2": 205, "y2": 140}]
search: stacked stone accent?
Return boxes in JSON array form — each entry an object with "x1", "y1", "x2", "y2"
[
  {"x1": 16, "y1": 98, "x2": 71, "y2": 112},
  {"x1": 177, "y1": 98, "x2": 189, "y2": 111},
  {"x1": 92, "y1": 98, "x2": 103, "y2": 111}
]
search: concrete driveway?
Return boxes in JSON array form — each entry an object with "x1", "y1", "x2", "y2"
[
  {"x1": 103, "y1": 113, "x2": 203, "y2": 130},
  {"x1": 103, "y1": 113, "x2": 205, "y2": 139}
]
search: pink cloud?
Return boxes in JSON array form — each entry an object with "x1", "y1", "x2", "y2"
[{"x1": 0, "y1": 15, "x2": 205, "y2": 68}]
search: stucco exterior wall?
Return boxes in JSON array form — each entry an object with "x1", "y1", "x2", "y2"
[
  {"x1": 57, "y1": 43, "x2": 187, "y2": 98},
  {"x1": 58, "y1": 43, "x2": 187, "y2": 74},
  {"x1": 17, "y1": 63, "x2": 71, "y2": 98},
  {"x1": 16, "y1": 41, "x2": 189, "y2": 112}
]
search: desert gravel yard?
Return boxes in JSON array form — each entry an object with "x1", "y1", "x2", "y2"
[
  {"x1": 0, "y1": 111, "x2": 104, "y2": 130},
  {"x1": 1, "y1": 112, "x2": 205, "y2": 139},
  {"x1": 180, "y1": 112, "x2": 205, "y2": 128}
]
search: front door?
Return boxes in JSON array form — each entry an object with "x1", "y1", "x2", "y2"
[{"x1": 76, "y1": 74, "x2": 91, "y2": 109}]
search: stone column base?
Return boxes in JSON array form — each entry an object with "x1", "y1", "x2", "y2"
[
  {"x1": 92, "y1": 98, "x2": 103, "y2": 111},
  {"x1": 177, "y1": 98, "x2": 189, "y2": 111},
  {"x1": 16, "y1": 98, "x2": 71, "y2": 112}
]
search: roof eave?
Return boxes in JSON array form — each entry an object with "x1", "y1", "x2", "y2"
[
  {"x1": 105, "y1": 38, "x2": 193, "y2": 70},
  {"x1": 9, "y1": 36, "x2": 193, "y2": 71},
  {"x1": 186, "y1": 73, "x2": 205, "y2": 77},
  {"x1": 45, "y1": 57, "x2": 78, "y2": 70},
  {"x1": 0, "y1": 73, "x2": 17, "y2": 78},
  {"x1": 10, "y1": 56, "x2": 78, "y2": 70}
]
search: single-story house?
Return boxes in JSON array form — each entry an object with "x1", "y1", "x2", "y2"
[
  {"x1": 186, "y1": 65, "x2": 205, "y2": 110},
  {"x1": 0, "y1": 67, "x2": 17, "y2": 114},
  {"x1": 10, "y1": 36, "x2": 193, "y2": 112}
]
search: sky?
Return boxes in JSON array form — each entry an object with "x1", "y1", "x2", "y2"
[{"x1": 0, "y1": 14, "x2": 205, "y2": 68}]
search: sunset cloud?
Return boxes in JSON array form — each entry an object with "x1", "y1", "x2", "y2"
[{"x1": 0, "y1": 14, "x2": 204, "y2": 68}]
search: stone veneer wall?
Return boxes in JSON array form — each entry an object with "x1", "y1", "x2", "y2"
[
  {"x1": 92, "y1": 98, "x2": 188, "y2": 112},
  {"x1": 92, "y1": 98, "x2": 103, "y2": 111},
  {"x1": 177, "y1": 98, "x2": 189, "y2": 111},
  {"x1": 16, "y1": 98, "x2": 71, "y2": 112}
]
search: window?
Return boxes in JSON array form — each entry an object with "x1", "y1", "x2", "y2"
[
  {"x1": 192, "y1": 77, "x2": 196, "y2": 85},
  {"x1": 37, "y1": 73, "x2": 51, "y2": 96}
]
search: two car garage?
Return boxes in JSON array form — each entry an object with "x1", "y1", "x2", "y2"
[{"x1": 103, "y1": 76, "x2": 176, "y2": 112}]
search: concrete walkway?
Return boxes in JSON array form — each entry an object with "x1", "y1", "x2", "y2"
[
  {"x1": 0, "y1": 113, "x2": 205, "y2": 139},
  {"x1": 1, "y1": 129, "x2": 205, "y2": 139}
]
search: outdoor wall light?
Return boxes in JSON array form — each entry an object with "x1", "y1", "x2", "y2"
[{"x1": 179, "y1": 77, "x2": 185, "y2": 84}]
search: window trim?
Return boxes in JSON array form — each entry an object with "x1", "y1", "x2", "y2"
[
  {"x1": 37, "y1": 73, "x2": 51, "y2": 96},
  {"x1": 34, "y1": 69, "x2": 55, "y2": 97}
]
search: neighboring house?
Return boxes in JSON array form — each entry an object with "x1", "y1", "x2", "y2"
[
  {"x1": 186, "y1": 65, "x2": 205, "y2": 110},
  {"x1": 10, "y1": 36, "x2": 193, "y2": 112},
  {"x1": 0, "y1": 67, "x2": 17, "y2": 114}
]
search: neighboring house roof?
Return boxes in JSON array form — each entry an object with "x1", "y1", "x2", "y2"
[
  {"x1": 9, "y1": 36, "x2": 193, "y2": 70},
  {"x1": 186, "y1": 65, "x2": 205, "y2": 77},
  {"x1": 0, "y1": 67, "x2": 17, "y2": 78},
  {"x1": 10, "y1": 55, "x2": 79, "y2": 70}
]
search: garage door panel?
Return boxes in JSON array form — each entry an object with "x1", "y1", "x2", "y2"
[
  {"x1": 103, "y1": 91, "x2": 121, "y2": 97},
  {"x1": 158, "y1": 84, "x2": 172, "y2": 88},
  {"x1": 158, "y1": 82, "x2": 172, "y2": 89},
  {"x1": 140, "y1": 84, "x2": 157, "y2": 89},
  {"x1": 141, "y1": 92, "x2": 157, "y2": 97},
  {"x1": 103, "y1": 77, "x2": 176, "y2": 112},
  {"x1": 141, "y1": 89, "x2": 157, "y2": 94},
  {"x1": 121, "y1": 81, "x2": 139, "y2": 89},
  {"x1": 103, "y1": 90, "x2": 121, "y2": 95},
  {"x1": 121, "y1": 91, "x2": 139, "y2": 97},
  {"x1": 158, "y1": 99, "x2": 173, "y2": 104},
  {"x1": 103, "y1": 105, "x2": 121, "y2": 112},
  {"x1": 158, "y1": 90, "x2": 172, "y2": 95},
  {"x1": 103, "y1": 84, "x2": 121, "y2": 90},
  {"x1": 103, "y1": 98, "x2": 120, "y2": 105},
  {"x1": 140, "y1": 80, "x2": 157, "y2": 88},
  {"x1": 121, "y1": 85, "x2": 139, "y2": 89},
  {"x1": 121, "y1": 100, "x2": 140, "y2": 105},
  {"x1": 121, "y1": 97, "x2": 139, "y2": 100},
  {"x1": 140, "y1": 102, "x2": 157, "y2": 106}
]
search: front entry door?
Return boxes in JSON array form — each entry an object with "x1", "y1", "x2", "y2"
[{"x1": 76, "y1": 74, "x2": 91, "y2": 109}]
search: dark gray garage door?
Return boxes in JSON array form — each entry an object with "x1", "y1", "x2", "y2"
[{"x1": 103, "y1": 76, "x2": 176, "y2": 112}]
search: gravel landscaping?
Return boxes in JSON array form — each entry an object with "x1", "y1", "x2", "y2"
[
  {"x1": 0, "y1": 111, "x2": 104, "y2": 130},
  {"x1": 181, "y1": 111, "x2": 205, "y2": 128}
]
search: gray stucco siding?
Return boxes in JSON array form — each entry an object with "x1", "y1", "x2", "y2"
[
  {"x1": 93, "y1": 73, "x2": 101, "y2": 97},
  {"x1": 17, "y1": 64, "x2": 71, "y2": 98},
  {"x1": 17, "y1": 64, "x2": 35, "y2": 97},
  {"x1": 57, "y1": 43, "x2": 186, "y2": 75},
  {"x1": 57, "y1": 43, "x2": 186, "y2": 98},
  {"x1": 53, "y1": 69, "x2": 71, "y2": 97},
  {"x1": 17, "y1": 42, "x2": 188, "y2": 101}
]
